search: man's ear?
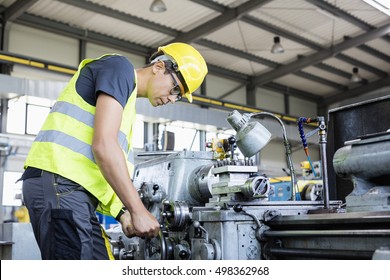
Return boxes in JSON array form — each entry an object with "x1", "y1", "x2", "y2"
[{"x1": 152, "y1": 60, "x2": 165, "y2": 74}]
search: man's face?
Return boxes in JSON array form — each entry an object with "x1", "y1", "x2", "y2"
[{"x1": 148, "y1": 61, "x2": 185, "y2": 107}]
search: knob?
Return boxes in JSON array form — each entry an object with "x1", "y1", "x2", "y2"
[
  {"x1": 193, "y1": 221, "x2": 200, "y2": 228},
  {"x1": 227, "y1": 136, "x2": 235, "y2": 144},
  {"x1": 233, "y1": 204, "x2": 243, "y2": 213},
  {"x1": 179, "y1": 250, "x2": 188, "y2": 259}
]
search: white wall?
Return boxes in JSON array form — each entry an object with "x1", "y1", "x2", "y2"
[
  {"x1": 256, "y1": 88, "x2": 285, "y2": 113},
  {"x1": 290, "y1": 96, "x2": 317, "y2": 118},
  {"x1": 8, "y1": 24, "x2": 79, "y2": 67},
  {"x1": 205, "y1": 74, "x2": 246, "y2": 103},
  {"x1": 86, "y1": 43, "x2": 146, "y2": 68}
]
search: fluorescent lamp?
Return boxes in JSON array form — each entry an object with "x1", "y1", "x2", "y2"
[
  {"x1": 271, "y1": 36, "x2": 284, "y2": 54},
  {"x1": 150, "y1": 0, "x2": 166, "y2": 13},
  {"x1": 351, "y1": 67, "x2": 362, "y2": 83}
]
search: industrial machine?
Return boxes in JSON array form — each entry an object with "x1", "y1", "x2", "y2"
[{"x1": 107, "y1": 101, "x2": 390, "y2": 260}]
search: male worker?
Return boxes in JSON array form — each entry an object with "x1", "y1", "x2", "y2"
[{"x1": 20, "y1": 42, "x2": 208, "y2": 259}]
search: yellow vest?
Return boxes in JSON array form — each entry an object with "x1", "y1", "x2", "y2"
[{"x1": 25, "y1": 54, "x2": 137, "y2": 217}]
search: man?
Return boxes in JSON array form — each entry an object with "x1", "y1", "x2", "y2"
[{"x1": 21, "y1": 42, "x2": 208, "y2": 259}]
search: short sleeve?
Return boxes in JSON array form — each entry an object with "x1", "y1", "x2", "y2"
[
  {"x1": 93, "y1": 55, "x2": 135, "y2": 108},
  {"x1": 76, "y1": 55, "x2": 136, "y2": 108}
]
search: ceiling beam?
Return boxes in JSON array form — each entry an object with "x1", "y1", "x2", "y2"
[
  {"x1": 251, "y1": 23, "x2": 390, "y2": 86},
  {"x1": 7, "y1": 0, "x2": 387, "y2": 106},
  {"x1": 198, "y1": 39, "x2": 279, "y2": 68},
  {"x1": 3, "y1": 0, "x2": 38, "y2": 22},
  {"x1": 241, "y1": 15, "x2": 321, "y2": 50},
  {"x1": 242, "y1": 15, "x2": 386, "y2": 77},
  {"x1": 15, "y1": 8, "x2": 322, "y2": 103},
  {"x1": 206, "y1": 64, "x2": 320, "y2": 102},
  {"x1": 306, "y1": 0, "x2": 390, "y2": 44},
  {"x1": 344, "y1": 36, "x2": 390, "y2": 64},
  {"x1": 192, "y1": 0, "x2": 386, "y2": 89},
  {"x1": 306, "y1": 0, "x2": 374, "y2": 31},
  {"x1": 57, "y1": 0, "x2": 178, "y2": 37},
  {"x1": 323, "y1": 76, "x2": 390, "y2": 105},
  {"x1": 190, "y1": 0, "x2": 225, "y2": 13},
  {"x1": 171, "y1": 0, "x2": 272, "y2": 43},
  {"x1": 16, "y1": 13, "x2": 151, "y2": 57},
  {"x1": 198, "y1": 39, "x2": 346, "y2": 90},
  {"x1": 12, "y1": 12, "x2": 319, "y2": 103},
  {"x1": 295, "y1": 71, "x2": 348, "y2": 91},
  {"x1": 357, "y1": 44, "x2": 390, "y2": 63},
  {"x1": 52, "y1": 0, "x2": 358, "y2": 91},
  {"x1": 336, "y1": 53, "x2": 388, "y2": 77},
  {"x1": 314, "y1": 62, "x2": 368, "y2": 83}
]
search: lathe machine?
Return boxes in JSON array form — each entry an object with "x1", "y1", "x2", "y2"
[{"x1": 107, "y1": 98, "x2": 390, "y2": 260}]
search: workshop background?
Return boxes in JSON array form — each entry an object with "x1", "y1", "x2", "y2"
[{"x1": 0, "y1": 0, "x2": 389, "y2": 260}]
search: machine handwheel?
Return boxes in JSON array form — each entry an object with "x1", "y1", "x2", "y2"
[
  {"x1": 144, "y1": 231, "x2": 165, "y2": 260},
  {"x1": 144, "y1": 231, "x2": 175, "y2": 260}
]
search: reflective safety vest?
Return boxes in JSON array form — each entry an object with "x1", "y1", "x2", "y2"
[{"x1": 25, "y1": 54, "x2": 137, "y2": 217}]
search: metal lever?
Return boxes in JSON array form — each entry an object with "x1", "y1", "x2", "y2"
[{"x1": 233, "y1": 204, "x2": 261, "y2": 228}]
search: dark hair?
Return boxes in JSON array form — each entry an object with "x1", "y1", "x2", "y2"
[
  {"x1": 145, "y1": 51, "x2": 189, "y2": 92},
  {"x1": 149, "y1": 50, "x2": 163, "y2": 63},
  {"x1": 144, "y1": 50, "x2": 169, "y2": 71}
]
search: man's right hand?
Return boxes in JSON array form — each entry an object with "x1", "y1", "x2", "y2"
[
  {"x1": 130, "y1": 209, "x2": 160, "y2": 238},
  {"x1": 119, "y1": 209, "x2": 160, "y2": 239}
]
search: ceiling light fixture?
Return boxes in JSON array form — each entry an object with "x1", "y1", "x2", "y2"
[
  {"x1": 150, "y1": 0, "x2": 167, "y2": 13},
  {"x1": 271, "y1": 36, "x2": 284, "y2": 54},
  {"x1": 351, "y1": 67, "x2": 362, "y2": 83}
]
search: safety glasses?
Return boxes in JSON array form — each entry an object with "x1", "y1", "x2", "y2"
[{"x1": 167, "y1": 70, "x2": 183, "y2": 101}]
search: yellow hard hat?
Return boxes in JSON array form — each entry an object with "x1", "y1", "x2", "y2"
[{"x1": 158, "y1": 43, "x2": 208, "y2": 102}]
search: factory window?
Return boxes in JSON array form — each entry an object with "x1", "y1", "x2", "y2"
[
  {"x1": 7, "y1": 96, "x2": 52, "y2": 135},
  {"x1": 7, "y1": 97, "x2": 145, "y2": 147},
  {"x1": 26, "y1": 104, "x2": 50, "y2": 135},
  {"x1": 6, "y1": 97, "x2": 27, "y2": 134},
  {"x1": 159, "y1": 124, "x2": 200, "y2": 151},
  {"x1": 2, "y1": 171, "x2": 23, "y2": 206},
  {"x1": 132, "y1": 117, "x2": 144, "y2": 149}
]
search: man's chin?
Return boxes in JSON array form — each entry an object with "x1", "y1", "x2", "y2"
[{"x1": 148, "y1": 98, "x2": 159, "y2": 107}]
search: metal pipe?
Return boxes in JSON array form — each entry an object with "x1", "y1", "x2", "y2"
[
  {"x1": 251, "y1": 112, "x2": 299, "y2": 200},
  {"x1": 137, "y1": 151, "x2": 177, "y2": 157},
  {"x1": 263, "y1": 229, "x2": 390, "y2": 237},
  {"x1": 317, "y1": 116, "x2": 330, "y2": 209},
  {"x1": 268, "y1": 247, "x2": 373, "y2": 259}
]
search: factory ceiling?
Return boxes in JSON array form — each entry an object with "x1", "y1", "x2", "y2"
[{"x1": 0, "y1": 0, "x2": 389, "y2": 109}]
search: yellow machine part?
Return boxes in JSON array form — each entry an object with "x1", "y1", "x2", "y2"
[
  {"x1": 206, "y1": 138, "x2": 230, "y2": 160},
  {"x1": 270, "y1": 177, "x2": 322, "y2": 192},
  {"x1": 14, "y1": 206, "x2": 30, "y2": 223}
]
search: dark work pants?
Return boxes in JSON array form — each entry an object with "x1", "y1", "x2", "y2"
[{"x1": 22, "y1": 170, "x2": 112, "y2": 260}]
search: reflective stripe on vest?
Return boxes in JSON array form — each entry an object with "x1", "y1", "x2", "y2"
[{"x1": 36, "y1": 101, "x2": 134, "y2": 164}]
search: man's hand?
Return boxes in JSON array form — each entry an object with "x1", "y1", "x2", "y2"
[
  {"x1": 130, "y1": 208, "x2": 160, "y2": 238},
  {"x1": 118, "y1": 210, "x2": 136, "y2": 238},
  {"x1": 118, "y1": 208, "x2": 160, "y2": 238}
]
